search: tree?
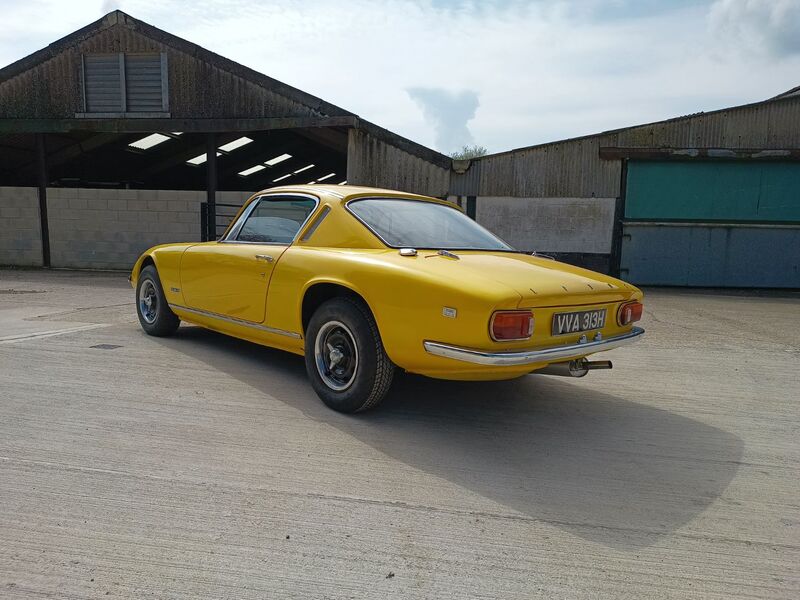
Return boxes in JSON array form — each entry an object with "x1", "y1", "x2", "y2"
[{"x1": 450, "y1": 144, "x2": 488, "y2": 160}]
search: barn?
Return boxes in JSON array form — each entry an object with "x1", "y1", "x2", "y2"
[
  {"x1": 450, "y1": 87, "x2": 800, "y2": 288},
  {"x1": 1, "y1": 10, "x2": 799, "y2": 288},
  {"x1": 0, "y1": 11, "x2": 449, "y2": 271}
]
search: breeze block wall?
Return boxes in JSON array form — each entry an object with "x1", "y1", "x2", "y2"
[
  {"x1": 46, "y1": 188, "x2": 203, "y2": 270},
  {"x1": 474, "y1": 196, "x2": 617, "y2": 255},
  {"x1": 449, "y1": 195, "x2": 618, "y2": 272},
  {"x1": 0, "y1": 187, "x2": 43, "y2": 267},
  {"x1": 0, "y1": 187, "x2": 252, "y2": 270},
  {"x1": 46, "y1": 188, "x2": 252, "y2": 270}
]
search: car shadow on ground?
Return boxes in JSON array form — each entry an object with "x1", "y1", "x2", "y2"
[{"x1": 154, "y1": 325, "x2": 743, "y2": 551}]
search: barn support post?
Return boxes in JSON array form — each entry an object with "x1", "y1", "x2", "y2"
[
  {"x1": 466, "y1": 195, "x2": 477, "y2": 220},
  {"x1": 200, "y1": 202, "x2": 209, "y2": 243},
  {"x1": 206, "y1": 132, "x2": 217, "y2": 240},
  {"x1": 610, "y1": 158, "x2": 628, "y2": 278},
  {"x1": 35, "y1": 133, "x2": 51, "y2": 267}
]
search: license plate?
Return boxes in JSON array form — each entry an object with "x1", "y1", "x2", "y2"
[{"x1": 551, "y1": 309, "x2": 607, "y2": 336}]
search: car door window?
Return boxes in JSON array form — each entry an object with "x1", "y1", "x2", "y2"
[{"x1": 234, "y1": 197, "x2": 317, "y2": 243}]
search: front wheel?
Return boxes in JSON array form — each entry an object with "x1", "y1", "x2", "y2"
[
  {"x1": 304, "y1": 297, "x2": 395, "y2": 413},
  {"x1": 136, "y1": 265, "x2": 180, "y2": 337}
]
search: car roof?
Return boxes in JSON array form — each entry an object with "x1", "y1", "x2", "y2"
[{"x1": 252, "y1": 184, "x2": 443, "y2": 204}]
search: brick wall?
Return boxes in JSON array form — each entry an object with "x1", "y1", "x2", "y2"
[
  {"x1": 1, "y1": 187, "x2": 252, "y2": 270},
  {"x1": 0, "y1": 187, "x2": 42, "y2": 267}
]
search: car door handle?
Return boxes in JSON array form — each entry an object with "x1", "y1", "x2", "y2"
[{"x1": 255, "y1": 254, "x2": 274, "y2": 262}]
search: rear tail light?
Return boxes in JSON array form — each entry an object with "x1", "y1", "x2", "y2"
[
  {"x1": 490, "y1": 311, "x2": 534, "y2": 341},
  {"x1": 617, "y1": 301, "x2": 644, "y2": 326}
]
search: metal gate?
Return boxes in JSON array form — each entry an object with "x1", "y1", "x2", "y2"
[{"x1": 200, "y1": 202, "x2": 243, "y2": 241}]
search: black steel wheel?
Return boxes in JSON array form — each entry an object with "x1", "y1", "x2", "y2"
[
  {"x1": 136, "y1": 265, "x2": 180, "y2": 337},
  {"x1": 314, "y1": 320, "x2": 360, "y2": 392},
  {"x1": 305, "y1": 297, "x2": 395, "y2": 413}
]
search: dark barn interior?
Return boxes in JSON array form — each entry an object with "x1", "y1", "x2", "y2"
[{"x1": 0, "y1": 127, "x2": 348, "y2": 191}]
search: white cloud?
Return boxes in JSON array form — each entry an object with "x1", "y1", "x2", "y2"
[
  {"x1": 0, "y1": 0, "x2": 99, "y2": 66},
  {"x1": 1, "y1": 0, "x2": 799, "y2": 154},
  {"x1": 407, "y1": 88, "x2": 479, "y2": 153},
  {"x1": 709, "y1": 0, "x2": 800, "y2": 58}
]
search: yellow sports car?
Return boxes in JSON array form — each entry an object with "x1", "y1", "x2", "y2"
[{"x1": 131, "y1": 185, "x2": 644, "y2": 412}]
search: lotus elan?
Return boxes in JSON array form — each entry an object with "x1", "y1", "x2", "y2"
[{"x1": 131, "y1": 185, "x2": 644, "y2": 412}]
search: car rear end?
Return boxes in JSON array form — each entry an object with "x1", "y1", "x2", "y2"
[
  {"x1": 418, "y1": 292, "x2": 644, "y2": 380},
  {"x1": 385, "y1": 250, "x2": 645, "y2": 381}
]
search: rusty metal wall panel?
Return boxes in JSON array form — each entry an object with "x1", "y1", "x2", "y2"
[
  {"x1": 347, "y1": 129, "x2": 450, "y2": 197},
  {"x1": 612, "y1": 99, "x2": 800, "y2": 150},
  {"x1": 474, "y1": 136, "x2": 622, "y2": 198},
  {"x1": 449, "y1": 160, "x2": 482, "y2": 196}
]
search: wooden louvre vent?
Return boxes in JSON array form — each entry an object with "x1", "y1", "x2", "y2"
[{"x1": 81, "y1": 53, "x2": 168, "y2": 115}]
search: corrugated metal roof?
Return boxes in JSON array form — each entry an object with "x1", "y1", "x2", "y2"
[
  {"x1": 479, "y1": 93, "x2": 800, "y2": 161},
  {"x1": 772, "y1": 84, "x2": 800, "y2": 99}
]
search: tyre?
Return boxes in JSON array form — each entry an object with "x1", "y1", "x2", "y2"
[
  {"x1": 305, "y1": 296, "x2": 395, "y2": 413},
  {"x1": 136, "y1": 265, "x2": 180, "y2": 337}
]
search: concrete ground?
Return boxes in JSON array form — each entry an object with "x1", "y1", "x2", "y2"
[{"x1": 0, "y1": 269, "x2": 797, "y2": 600}]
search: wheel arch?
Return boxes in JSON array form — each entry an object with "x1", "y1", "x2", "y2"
[
  {"x1": 301, "y1": 280, "x2": 375, "y2": 335},
  {"x1": 130, "y1": 253, "x2": 158, "y2": 287},
  {"x1": 130, "y1": 243, "x2": 192, "y2": 288},
  {"x1": 140, "y1": 254, "x2": 156, "y2": 272}
]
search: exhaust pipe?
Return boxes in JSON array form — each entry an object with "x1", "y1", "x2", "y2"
[{"x1": 535, "y1": 358, "x2": 613, "y2": 378}]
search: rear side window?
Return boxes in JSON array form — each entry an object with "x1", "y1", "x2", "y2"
[{"x1": 234, "y1": 197, "x2": 316, "y2": 243}]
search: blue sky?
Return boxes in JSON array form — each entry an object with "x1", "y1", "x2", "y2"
[{"x1": 1, "y1": 0, "x2": 799, "y2": 155}]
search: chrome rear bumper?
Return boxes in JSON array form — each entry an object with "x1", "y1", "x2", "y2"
[{"x1": 423, "y1": 327, "x2": 644, "y2": 367}]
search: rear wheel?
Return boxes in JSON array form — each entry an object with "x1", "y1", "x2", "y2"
[
  {"x1": 305, "y1": 297, "x2": 395, "y2": 413},
  {"x1": 136, "y1": 265, "x2": 180, "y2": 337}
]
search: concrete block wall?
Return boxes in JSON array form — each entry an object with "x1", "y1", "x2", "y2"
[
  {"x1": 2, "y1": 189, "x2": 617, "y2": 271},
  {"x1": 0, "y1": 187, "x2": 42, "y2": 266},
  {"x1": 468, "y1": 196, "x2": 617, "y2": 254},
  {"x1": 443, "y1": 196, "x2": 618, "y2": 273},
  {"x1": 1, "y1": 187, "x2": 252, "y2": 270}
]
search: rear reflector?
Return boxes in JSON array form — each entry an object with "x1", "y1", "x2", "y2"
[
  {"x1": 617, "y1": 301, "x2": 644, "y2": 326},
  {"x1": 491, "y1": 311, "x2": 534, "y2": 341}
]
